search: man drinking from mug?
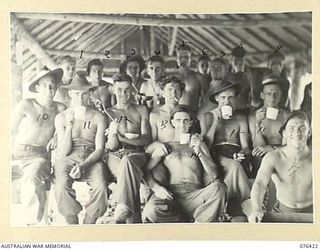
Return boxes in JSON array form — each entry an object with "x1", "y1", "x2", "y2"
[
  {"x1": 200, "y1": 75, "x2": 252, "y2": 216},
  {"x1": 54, "y1": 72, "x2": 108, "y2": 224},
  {"x1": 248, "y1": 74, "x2": 291, "y2": 176},
  {"x1": 143, "y1": 105, "x2": 227, "y2": 223}
]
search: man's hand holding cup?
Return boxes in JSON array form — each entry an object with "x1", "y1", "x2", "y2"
[{"x1": 190, "y1": 133, "x2": 202, "y2": 155}]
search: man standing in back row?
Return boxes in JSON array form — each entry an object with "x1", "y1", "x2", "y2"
[{"x1": 176, "y1": 44, "x2": 208, "y2": 112}]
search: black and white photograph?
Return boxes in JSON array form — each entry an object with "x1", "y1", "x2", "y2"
[{"x1": 10, "y1": 12, "x2": 313, "y2": 227}]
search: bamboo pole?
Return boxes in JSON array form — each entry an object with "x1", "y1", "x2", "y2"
[
  {"x1": 11, "y1": 14, "x2": 57, "y2": 69},
  {"x1": 150, "y1": 26, "x2": 156, "y2": 54},
  {"x1": 15, "y1": 13, "x2": 311, "y2": 28},
  {"x1": 168, "y1": 27, "x2": 178, "y2": 56}
]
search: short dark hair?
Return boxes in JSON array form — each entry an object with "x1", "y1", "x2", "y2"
[
  {"x1": 279, "y1": 110, "x2": 310, "y2": 136},
  {"x1": 211, "y1": 57, "x2": 230, "y2": 66},
  {"x1": 170, "y1": 105, "x2": 200, "y2": 133},
  {"x1": 268, "y1": 51, "x2": 285, "y2": 61},
  {"x1": 170, "y1": 105, "x2": 195, "y2": 123},
  {"x1": 58, "y1": 55, "x2": 76, "y2": 65},
  {"x1": 176, "y1": 43, "x2": 192, "y2": 53},
  {"x1": 112, "y1": 72, "x2": 133, "y2": 84},
  {"x1": 87, "y1": 59, "x2": 103, "y2": 75},
  {"x1": 147, "y1": 55, "x2": 165, "y2": 66},
  {"x1": 198, "y1": 55, "x2": 211, "y2": 63},
  {"x1": 159, "y1": 75, "x2": 185, "y2": 92}
]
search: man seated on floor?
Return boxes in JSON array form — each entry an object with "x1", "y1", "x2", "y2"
[
  {"x1": 200, "y1": 75, "x2": 252, "y2": 216},
  {"x1": 54, "y1": 72, "x2": 108, "y2": 224},
  {"x1": 139, "y1": 55, "x2": 165, "y2": 109},
  {"x1": 87, "y1": 59, "x2": 115, "y2": 109},
  {"x1": 105, "y1": 72, "x2": 151, "y2": 223},
  {"x1": 249, "y1": 74, "x2": 291, "y2": 176},
  {"x1": 249, "y1": 111, "x2": 312, "y2": 223},
  {"x1": 143, "y1": 105, "x2": 227, "y2": 223},
  {"x1": 12, "y1": 67, "x2": 65, "y2": 225}
]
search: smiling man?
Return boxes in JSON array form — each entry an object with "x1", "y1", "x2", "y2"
[
  {"x1": 12, "y1": 67, "x2": 65, "y2": 225},
  {"x1": 54, "y1": 72, "x2": 108, "y2": 224},
  {"x1": 54, "y1": 56, "x2": 76, "y2": 107},
  {"x1": 105, "y1": 72, "x2": 151, "y2": 223},
  {"x1": 139, "y1": 56, "x2": 165, "y2": 109},
  {"x1": 249, "y1": 111, "x2": 312, "y2": 223}
]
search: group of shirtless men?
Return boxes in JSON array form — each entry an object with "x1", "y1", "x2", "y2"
[{"x1": 12, "y1": 43, "x2": 312, "y2": 225}]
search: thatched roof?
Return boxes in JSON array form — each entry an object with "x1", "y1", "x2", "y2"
[{"x1": 11, "y1": 12, "x2": 311, "y2": 82}]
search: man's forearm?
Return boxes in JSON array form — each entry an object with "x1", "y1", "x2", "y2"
[
  {"x1": 198, "y1": 150, "x2": 219, "y2": 179},
  {"x1": 60, "y1": 127, "x2": 73, "y2": 156},
  {"x1": 251, "y1": 182, "x2": 267, "y2": 211},
  {"x1": 80, "y1": 148, "x2": 104, "y2": 170},
  {"x1": 107, "y1": 133, "x2": 120, "y2": 150},
  {"x1": 253, "y1": 122, "x2": 267, "y2": 147}
]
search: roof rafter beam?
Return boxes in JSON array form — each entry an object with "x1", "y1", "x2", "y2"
[
  {"x1": 11, "y1": 14, "x2": 57, "y2": 69},
  {"x1": 15, "y1": 13, "x2": 311, "y2": 28}
]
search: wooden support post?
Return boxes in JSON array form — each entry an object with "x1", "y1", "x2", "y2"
[
  {"x1": 150, "y1": 26, "x2": 156, "y2": 55},
  {"x1": 11, "y1": 14, "x2": 57, "y2": 69},
  {"x1": 11, "y1": 35, "x2": 23, "y2": 106},
  {"x1": 168, "y1": 27, "x2": 178, "y2": 56}
]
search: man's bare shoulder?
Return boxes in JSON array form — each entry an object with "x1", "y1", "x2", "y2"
[
  {"x1": 150, "y1": 106, "x2": 166, "y2": 117},
  {"x1": 53, "y1": 101, "x2": 66, "y2": 112},
  {"x1": 264, "y1": 147, "x2": 283, "y2": 163},
  {"x1": 132, "y1": 104, "x2": 149, "y2": 116},
  {"x1": 99, "y1": 80, "x2": 111, "y2": 87},
  {"x1": 235, "y1": 113, "x2": 248, "y2": 122},
  {"x1": 18, "y1": 98, "x2": 35, "y2": 109}
]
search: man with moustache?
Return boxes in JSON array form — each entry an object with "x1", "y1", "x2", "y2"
[
  {"x1": 12, "y1": 67, "x2": 65, "y2": 225},
  {"x1": 54, "y1": 73, "x2": 108, "y2": 224},
  {"x1": 105, "y1": 72, "x2": 151, "y2": 223},
  {"x1": 249, "y1": 111, "x2": 312, "y2": 223}
]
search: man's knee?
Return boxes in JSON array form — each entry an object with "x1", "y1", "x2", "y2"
[
  {"x1": 223, "y1": 159, "x2": 244, "y2": 176},
  {"x1": 23, "y1": 160, "x2": 50, "y2": 182},
  {"x1": 207, "y1": 181, "x2": 227, "y2": 199},
  {"x1": 54, "y1": 157, "x2": 71, "y2": 176}
]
